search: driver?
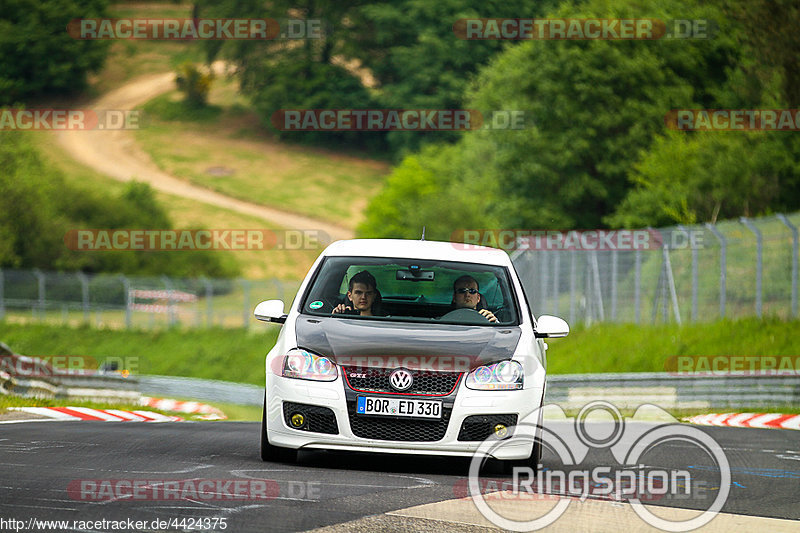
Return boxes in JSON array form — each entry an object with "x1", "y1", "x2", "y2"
[
  {"x1": 451, "y1": 275, "x2": 497, "y2": 323},
  {"x1": 332, "y1": 270, "x2": 380, "y2": 316}
]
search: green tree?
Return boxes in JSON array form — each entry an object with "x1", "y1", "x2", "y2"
[
  {"x1": 357, "y1": 133, "x2": 501, "y2": 240},
  {"x1": 344, "y1": 0, "x2": 560, "y2": 156},
  {"x1": 608, "y1": 0, "x2": 800, "y2": 228},
  {"x1": 0, "y1": 130, "x2": 236, "y2": 277},
  {"x1": 607, "y1": 132, "x2": 799, "y2": 227},
  {"x1": 361, "y1": 0, "x2": 745, "y2": 237},
  {"x1": 0, "y1": 0, "x2": 110, "y2": 104},
  {"x1": 718, "y1": 0, "x2": 800, "y2": 107}
]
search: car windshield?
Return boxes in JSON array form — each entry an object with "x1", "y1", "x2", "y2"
[{"x1": 301, "y1": 256, "x2": 519, "y2": 325}]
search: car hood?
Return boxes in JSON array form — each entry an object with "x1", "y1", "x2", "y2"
[{"x1": 294, "y1": 316, "x2": 521, "y2": 370}]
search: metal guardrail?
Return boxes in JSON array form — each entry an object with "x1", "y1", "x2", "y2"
[
  {"x1": 1, "y1": 369, "x2": 140, "y2": 403},
  {"x1": 546, "y1": 373, "x2": 800, "y2": 410},
  {"x1": 3, "y1": 341, "x2": 797, "y2": 411},
  {"x1": 138, "y1": 375, "x2": 262, "y2": 406},
  {"x1": 139, "y1": 373, "x2": 799, "y2": 410}
]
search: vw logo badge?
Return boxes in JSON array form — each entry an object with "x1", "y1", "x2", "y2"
[{"x1": 389, "y1": 368, "x2": 413, "y2": 392}]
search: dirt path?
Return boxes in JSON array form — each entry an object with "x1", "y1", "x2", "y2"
[{"x1": 54, "y1": 63, "x2": 354, "y2": 241}]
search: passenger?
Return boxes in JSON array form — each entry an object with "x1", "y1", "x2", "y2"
[
  {"x1": 332, "y1": 270, "x2": 381, "y2": 316},
  {"x1": 451, "y1": 275, "x2": 497, "y2": 323}
]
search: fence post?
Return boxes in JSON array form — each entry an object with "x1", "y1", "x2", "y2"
[
  {"x1": 634, "y1": 249, "x2": 641, "y2": 324},
  {"x1": 203, "y1": 278, "x2": 214, "y2": 327},
  {"x1": 705, "y1": 223, "x2": 727, "y2": 319},
  {"x1": 0, "y1": 268, "x2": 4, "y2": 321},
  {"x1": 664, "y1": 246, "x2": 682, "y2": 324},
  {"x1": 552, "y1": 252, "x2": 560, "y2": 315},
  {"x1": 34, "y1": 269, "x2": 45, "y2": 320},
  {"x1": 569, "y1": 251, "x2": 576, "y2": 325},
  {"x1": 77, "y1": 272, "x2": 89, "y2": 324},
  {"x1": 120, "y1": 275, "x2": 131, "y2": 329},
  {"x1": 590, "y1": 251, "x2": 605, "y2": 321},
  {"x1": 777, "y1": 214, "x2": 798, "y2": 318},
  {"x1": 678, "y1": 225, "x2": 698, "y2": 322},
  {"x1": 273, "y1": 279, "x2": 284, "y2": 303},
  {"x1": 241, "y1": 278, "x2": 250, "y2": 329},
  {"x1": 540, "y1": 252, "x2": 548, "y2": 316},
  {"x1": 740, "y1": 217, "x2": 763, "y2": 318},
  {"x1": 610, "y1": 250, "x2": 618, "y2": 321}
]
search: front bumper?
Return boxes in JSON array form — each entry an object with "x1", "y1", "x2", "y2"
[{"x1": 265, "y1": 373, "x2": 543, "y2": 460}]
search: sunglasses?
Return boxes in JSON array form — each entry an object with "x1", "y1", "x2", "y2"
[{"x1": 455, "y1": 288, "x2": 479, "y2": 295}]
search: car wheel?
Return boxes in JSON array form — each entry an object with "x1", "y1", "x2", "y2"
[{"x1": 261, "y1": 394, "x2": 297, "y2": 463}]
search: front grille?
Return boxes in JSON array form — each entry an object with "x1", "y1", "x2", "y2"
[
  {"x1": 458, "y1": 414, "x2": 518, "y2": 441},
  {"x1": 283, "y1": 402, "x2": 338, "y2": 434},
  {"x1": 347, "y1": 401, "x2": 452, "y2": 441},
  {"x1": 343, "y1": 367, "x2": 461, "y2": 395},
  {"x1": 349, "y1": 414, "x2": 450, "y2": 441}
]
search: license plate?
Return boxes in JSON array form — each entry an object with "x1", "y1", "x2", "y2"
[{"x1": 356, "y1": 396, "x2": 442, "y2": 419}]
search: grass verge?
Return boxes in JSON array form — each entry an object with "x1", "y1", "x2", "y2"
[
  {"x1": 546, "y1": 316, "x2": 800, "y2": 374},
  {"x1": 3, "y1": 317, "x2": 798, "y2": 382},
  {"x1": 135, "y1": 87, "x2": 389, "y2": 229},
  {"x1": 0, "y1": 323, "x2": 278, "y2": 386},
  {"x1": 34, "y1": 132, "x2": 320, "y2": 280}
]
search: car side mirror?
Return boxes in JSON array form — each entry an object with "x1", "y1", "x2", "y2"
[
  {"x1": 534, "y1": 315, "x2": 569, "y2": 338},
  {"x1": 254, "y1": 300, "x2": 287, "y2": 324}
]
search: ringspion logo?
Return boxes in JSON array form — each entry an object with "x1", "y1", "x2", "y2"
[{"x1": 468, "y1": 402, "x2": 730, "y2": 531}]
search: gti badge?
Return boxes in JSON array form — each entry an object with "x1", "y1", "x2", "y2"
[{"x1": 389, "y1": 368, "x2": 413, "y2": 392}]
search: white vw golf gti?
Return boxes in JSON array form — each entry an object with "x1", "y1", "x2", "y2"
[{"x1": 254, "y1": 239, "x2": 568, "y2": 468}]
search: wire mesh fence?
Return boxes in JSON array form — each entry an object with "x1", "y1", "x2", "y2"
[
  {"x1": 511, "y1": 212, "x2": 800, "y2": 324},
  {"x1": 2, "y1": 212, "x2": 796, "y2": 329},
  {"x1": 0, "y1": 269, "x2": 299, "y2": 330}
]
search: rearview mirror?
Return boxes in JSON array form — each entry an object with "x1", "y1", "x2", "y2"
[
  {"x1": 254, "y1": 300, "x2": 287, "y2": 324},
  {"x1": 396, "y1": 268, "x2": 434, "y2": 281},
  {"x1": 534, "y1": 315, "x2": 569, "y2": 338}
]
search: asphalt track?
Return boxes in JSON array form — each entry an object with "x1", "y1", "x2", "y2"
[{"x1": 1, "y1": 421, "x2": 798, "y2": 532}]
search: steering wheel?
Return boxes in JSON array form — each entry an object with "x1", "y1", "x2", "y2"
[{"x1": 439, "y1": 308, "x2": 493, "y2": 325}]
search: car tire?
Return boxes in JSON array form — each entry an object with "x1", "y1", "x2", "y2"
[{"x1": 260, "y1": 394, "x2": 297, "y2": 463}]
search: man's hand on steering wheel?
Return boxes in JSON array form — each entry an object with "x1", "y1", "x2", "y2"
[
  {"x1": 477, "y1": 309, "x2": 498, "y2": 323},
  {"x1": 332, "y1": 303, "x2": 353, "y2": 314}
]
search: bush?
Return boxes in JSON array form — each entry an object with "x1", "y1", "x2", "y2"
[
  {"x1": 0, "y1": 130, "x2": 238, "y2": 278},
  {"x1": 175, "y1": 62, "x2": 215, "y2": 107}
]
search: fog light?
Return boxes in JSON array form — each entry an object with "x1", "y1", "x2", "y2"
[
  {"x1": 493, "y1": 424, "x2": 508, "y2": 438},
  {"x1": 290, "y1": 413, "x2": 305, "y2": 428}
]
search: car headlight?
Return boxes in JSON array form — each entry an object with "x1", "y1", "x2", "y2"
[
  {"x1": 282, "y1": 348, "x2": 337, "y2": 381},
  {"x1": 465, "y1": 360, "x2": 523, "y2": 390}
]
